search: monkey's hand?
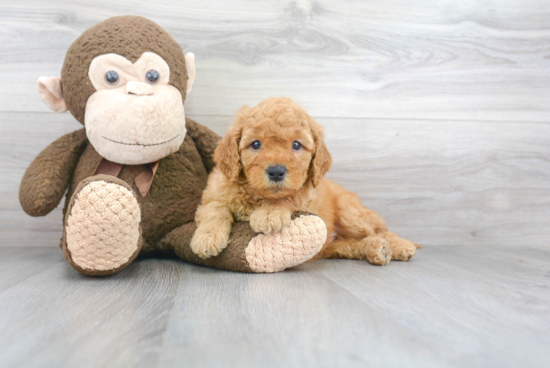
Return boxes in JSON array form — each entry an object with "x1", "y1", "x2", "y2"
[
  {"x1": 20, "y1": 129, "x2": 88, "y2": 217},
  {"x1": 250, "y1": 206, "x2": 292, "y2": 234}
]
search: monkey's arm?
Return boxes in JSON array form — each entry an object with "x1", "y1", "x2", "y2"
[
  {"x1": 185, "y1": 117, "x2": 221, "y2": 173},
  {"x1": 161, "y1": 212, "x2": 328, "y2": 273},
  {"x1": 19, "y1": 128, "x2": 88, "y2": 217}
]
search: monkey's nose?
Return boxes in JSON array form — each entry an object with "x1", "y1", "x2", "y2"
[
  {"x1": 266, "y1": 165, "x2": 287, "y2": 182},
  {"x1": 126, "y1": 81, "x2": 153, "y2": 96}
]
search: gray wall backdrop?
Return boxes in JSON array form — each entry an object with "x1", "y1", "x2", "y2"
[{"x1": 1, "y1": 0, "x2": 549, "y2": 247}]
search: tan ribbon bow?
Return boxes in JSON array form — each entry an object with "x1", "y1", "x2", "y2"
[{"x1": 95, "y1": 159, "x2": 159, "y2": 197}]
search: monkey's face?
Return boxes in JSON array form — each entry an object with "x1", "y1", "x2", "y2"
[
  {"x1": 85, "y1": 52, "x2": 186, "y2": 165},
  {"x1": 37, "y1": 16, "x2": 195, "y2": 165}
]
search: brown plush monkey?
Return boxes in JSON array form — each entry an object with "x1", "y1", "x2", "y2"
[{"x1": 20, "y1": 16, "x2": 327, "y2": 276}]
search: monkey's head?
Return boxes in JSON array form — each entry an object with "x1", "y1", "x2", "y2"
[{"x1": 37, "y1": 16, "x2": 195, "y2": 165}]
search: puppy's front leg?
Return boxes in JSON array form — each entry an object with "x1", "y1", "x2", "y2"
[
  {"x1": 250, "y1": 205, "x2": 292, "y2": 234},
  {"x1": 191, "y1": 201, "x2": 233, "y2": 259}
]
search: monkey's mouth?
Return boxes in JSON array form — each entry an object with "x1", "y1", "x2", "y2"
[{"x1": 102, "y1": 134, "x2": 180, "y2": 147}]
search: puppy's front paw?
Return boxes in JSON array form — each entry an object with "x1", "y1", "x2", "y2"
[
  {"x1": 250, "y1": 208, "x2": 292, "y2": 234},
  {"x1": 190, "y1": 228, "x2": 229, "y2": 259}
]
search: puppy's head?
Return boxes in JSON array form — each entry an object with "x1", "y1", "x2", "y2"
[{"x1": 214, "y1": 97, "x2": 332, "y2": 199}]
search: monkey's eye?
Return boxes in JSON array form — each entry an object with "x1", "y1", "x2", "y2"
[
  {"x1": 250, "y1": 141, "x2": 261, "y2": 150},
  {"x1": 146, "y1": 70, "x2": 160, "y2": 84},
  {"x1": 292, "y1": 141, "x2": 302, "y2": 150},
  {"x1": 105, "y1": 71, "x2": 119, "y2": 85}
]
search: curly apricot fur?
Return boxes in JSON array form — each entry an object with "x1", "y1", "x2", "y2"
[{"x1": 191, "y1": 97, "x2": 419, "y2": 264}]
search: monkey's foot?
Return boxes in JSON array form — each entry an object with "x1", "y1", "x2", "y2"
[
  {"x1": 245, "y1": 212, "x2": 327, "y2": 273},
  {"x1": 63, "y1": 175, "x2": 142, "y2": 276}
]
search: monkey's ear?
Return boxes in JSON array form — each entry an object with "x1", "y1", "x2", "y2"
[
  {"x1": 37, "y1": 77, "x2": 68, "y2": 113},
  {"x1": 184, "y1": 53, "x2": 196, "y2": 95}
]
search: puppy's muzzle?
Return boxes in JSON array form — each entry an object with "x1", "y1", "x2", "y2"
[{"x1": 266, "y1": 165, "x2": 287, "y2": 182}]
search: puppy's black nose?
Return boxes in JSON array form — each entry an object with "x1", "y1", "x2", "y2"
[{"x1": 266, "y1": 165, "x2": 287, "y2": 182}]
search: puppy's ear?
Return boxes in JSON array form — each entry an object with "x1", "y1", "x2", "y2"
[
  {"x1": 214, "y1": 106, "x2": 250, "y2": 182},
  {"x1": 307, "y1": 116, "x2": 333, "y2": 188}
]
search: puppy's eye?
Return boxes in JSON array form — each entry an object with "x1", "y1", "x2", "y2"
[
  {"x1": 250, "y1": 140, "x2": 261, "y2": 150},
  {"x1": 292, "y1": 141, "x2": 302, "y2": 150},
  {"x1": 105, "y1": 71, "x2": 119, "y2": 85},
  {"x1": 146, "y1": 70, "x2": 160, "y2": 84}
]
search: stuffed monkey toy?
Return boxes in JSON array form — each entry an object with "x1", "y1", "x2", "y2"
[{"x1": 19, "y1": 16, "x2": 327, "y2": 276}]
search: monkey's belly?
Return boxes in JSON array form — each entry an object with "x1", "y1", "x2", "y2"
[
  {"x1": 66, "y1": 137, "x2": 209, "y2": 250},
  {"x1": 124, "y1": 164, "x2": 206, "y2": 249}
]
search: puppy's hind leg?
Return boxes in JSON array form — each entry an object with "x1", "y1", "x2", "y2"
[
  {"x1": 322, "y1": 231, "x2": 417, "y2": 264},
  {"x1": 314, "y1": 183, "x2": 391, "y2": 265},
  {"x1": 312, "y1": 236, "x2": 391, "y2": 266},
  {"x1": 332, "y1": 185, "x2": 387, "y2": 239},
  {"x1": 379, "y1": 230, "x2": 418, "y2": 261},
  {"x1": 331, "y1": 185, "x2": 418, "y2": 262}
]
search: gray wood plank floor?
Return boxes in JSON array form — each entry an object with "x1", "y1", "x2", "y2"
[{"x1": 0, "y1": 246, "x2": 548, "y2": 368}]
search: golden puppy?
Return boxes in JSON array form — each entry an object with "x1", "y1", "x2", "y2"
[{"x1": 191, "y1": 97, "x2": 419, "y2": 265}]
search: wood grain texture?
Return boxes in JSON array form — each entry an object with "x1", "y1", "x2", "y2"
[
  {"x1": 1, "y1": 0, "x2": 549, "y2": 248},
  {"x1": 1, "y1": 0, "x2": 550, "y2": 121},
  {"x1": 0, "y1": 246, "x2": 548, "y2": 368}
]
